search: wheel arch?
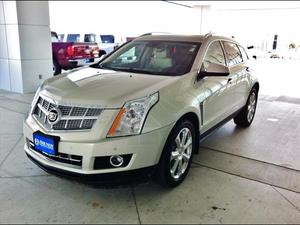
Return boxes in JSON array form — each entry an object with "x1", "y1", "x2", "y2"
[
  {"x1": 252, "y1": 81, "x2": 260, "y2": 93},
  {"x1": 165, "y1": 111, "x2": 200, "y2": 155},
  {"x1": 177, "y1": 112, "x2": 200, "y2": 154}
]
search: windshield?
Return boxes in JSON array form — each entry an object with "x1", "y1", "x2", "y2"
[{"x1": 96, "y1": 40, "x2": 200, "y2": 76}]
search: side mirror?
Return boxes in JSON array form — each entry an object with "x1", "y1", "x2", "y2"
[{"x1": 197, "y1": 63, "x2": 230, "y2": 80}]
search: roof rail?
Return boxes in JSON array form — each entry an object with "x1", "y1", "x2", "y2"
[
  {"x1": 204, "y1": 32, "x2": 214, "y2": 38},
  {"x1": 140, "y1": 32, "x2": 171, "y2": 37}
]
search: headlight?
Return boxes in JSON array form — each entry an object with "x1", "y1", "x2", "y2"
[
  {"x1": 27, "y1": 85, "x2": 42, "y2": 117},
  {"x1": 107, "y1": 92, "x2": 159, "y2": 137},
  {"x1": 31, "y1": 86, "x2": 41, "y2": 107}
]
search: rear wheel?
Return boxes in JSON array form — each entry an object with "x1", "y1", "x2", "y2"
[
  {"x1": 234, "y1": 88, "x2": 258, "y2": 127},
  {"x1": 156, "y1": 119, "x2": 196, "y2": 187},
  {"x1": 53, "y1": 59, "x2": 61, "y2": 76}
]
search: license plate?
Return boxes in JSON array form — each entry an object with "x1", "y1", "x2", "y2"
[
  {"x1": 85, "y1": 58, "x2": 91, "y2": 63},
  {"x1": 33, "y1": 132, "x2": 59, "y2": 156}
]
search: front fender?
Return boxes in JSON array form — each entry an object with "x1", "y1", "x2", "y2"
[{"x1": 142, "y1": 74, "x2": 201, "y2": 133}]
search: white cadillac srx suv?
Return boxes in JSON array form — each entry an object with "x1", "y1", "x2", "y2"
[{"x1": 24, "y1": 33, "x2": 259, "y2": 187}]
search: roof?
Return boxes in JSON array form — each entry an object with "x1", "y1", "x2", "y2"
[
  {"x1": 134, "y1": 34, "x2": 237, "y2": 44},
  {"x1": 136, "y1": 34, "x2": 205, "y2": 43}
]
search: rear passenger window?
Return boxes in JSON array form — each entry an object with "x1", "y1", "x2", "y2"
[
  {"x1": 223, "y1": 41, "x2": 243, "y2": 66},
  {"x1": 203, "y1": 41, "x2": 226, "y2": 70},
  {"x1": 238, "y1": 45, "x2": 249, "y2": 61}
]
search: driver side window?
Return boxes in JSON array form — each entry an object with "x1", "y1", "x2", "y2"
[{"x1": 203, "y1": 41, "x2": 226, "y2": 71}]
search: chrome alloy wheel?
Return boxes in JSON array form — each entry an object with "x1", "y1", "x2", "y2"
[
  {"x1": 247, "y1": 91, "x2": 257, "y2": 122},
  {"x1": 170, "y1": 127, "x2": 193, "y2": 180}
]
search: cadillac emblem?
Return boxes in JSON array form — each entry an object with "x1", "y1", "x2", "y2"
[{"x1": 47, "y1": 107, "x2": 61, "y2": 125}]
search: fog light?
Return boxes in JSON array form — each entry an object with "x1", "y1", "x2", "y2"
[{"x1": 109, "y1": 155, "x2": 124, "y2": 167}]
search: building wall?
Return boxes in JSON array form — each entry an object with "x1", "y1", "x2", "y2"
[{"x1": 0, "y1": 1, "x2": 52, "y2": 93}]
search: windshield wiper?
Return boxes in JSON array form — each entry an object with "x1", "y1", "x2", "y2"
[
  {"x1": 125, "y1": 68, "x2": 157, "y2": 75},
  {"x1": 94, "y1": 65, "x2": 168, "y2": 75},
  {"x1": 108, "y1": 67, "x2": 158, "y2": 75}
]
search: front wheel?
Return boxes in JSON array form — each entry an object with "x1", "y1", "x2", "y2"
[
  {"x1": 156, "y1": 119, "x2": 196, "y2": 187},
  {"x1": 234, "y1": 88, "x2": 258, "y2": 127}
]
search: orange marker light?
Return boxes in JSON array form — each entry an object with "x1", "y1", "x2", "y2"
[{"x1": 107, "y1": 108, "x2": 126, "y2": 136}]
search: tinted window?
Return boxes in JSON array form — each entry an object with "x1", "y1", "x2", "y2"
[
  {"x1": 238, "y1": 45, "x2": 249, "y2": 61},
  {"x1": 223, "y1": 41, "x2": 243, "y2": 66},
  {"x1": 84, "y1": 34, "x2": 96, "y2": 42},
  {"x1": 101, "y1": 35, "x2": 115, "y2": 43},
  {"x1": 98, "y1": 41, "x2": 200, "y2": 76},
  {"x1": 67, "y1": 34, "x2": 80, "y2": 42},
  {"x1": 203, "y1": 41, "x2": 226, "y2": 70}
]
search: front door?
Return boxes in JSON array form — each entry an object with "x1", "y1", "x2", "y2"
[{"x1": 194, "y1": 40, "x2": 233, "y2": 132}]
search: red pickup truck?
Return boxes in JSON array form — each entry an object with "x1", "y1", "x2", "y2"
[{"x1": 51, "y1": 32, "x2": 99, "y2": 75}]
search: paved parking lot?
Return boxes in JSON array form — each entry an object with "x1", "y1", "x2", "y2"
[{"x1": 1, "y1": 59, "x2": 300, "y2": 224}]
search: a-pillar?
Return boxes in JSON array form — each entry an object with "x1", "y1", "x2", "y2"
[{"x1": 0, "y1": 0, "x2": 52, "y2": 93}]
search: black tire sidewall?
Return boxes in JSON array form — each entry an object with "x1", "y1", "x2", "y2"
[
  {"x1": 234, "y1": 87, "x2": 258, "y2": 127},
  {"x1": 157, "y1": 119, "x2": 196, "y2": 187},
  {"x1": 246, "y1": 88, "x2": 258, "y2": 124}
]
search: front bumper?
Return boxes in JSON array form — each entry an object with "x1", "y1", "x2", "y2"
[
  {"x1": 26, "y1": 153, "x2": 156, "y2": 184},
  {"x1": 23, "y1": 118, "x2": 174, "y2": 178}
]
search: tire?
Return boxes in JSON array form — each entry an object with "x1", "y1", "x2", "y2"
[
  {"x1": 156, "y1": 119, "x2": 196, "y2": 187},
  {"x1": 234, "y1": 88, "x2": 258, "y2": 127},
  {"x1": 53, "y1": 59, "x2": 61, "y2": 76}
]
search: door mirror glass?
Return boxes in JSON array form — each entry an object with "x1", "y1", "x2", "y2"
[{"x1": 198, "y1": 62, "x2": 230, "y2": 80}]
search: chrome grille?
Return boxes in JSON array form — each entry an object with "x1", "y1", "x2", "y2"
[
  {"x1": 70, "y1": 107, "x2": 86, "y2": 116},
  {"x1": 32, "y1": 96, "x2": 102, "y2": 131},
  {"x1": 86, "y1": 108, "x2": 102, "y2": 116},
  {"x1": 53, "y1": 120, "x2": 67, "y2": 130},
  {"x1": 58, "y1": 106, "x2": 72, "y2": 116}
]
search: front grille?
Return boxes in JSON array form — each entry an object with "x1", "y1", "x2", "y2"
[
  {"x1": 32, "y1": 96, "x2": 102, "y2": 131},
  {"x1": 27, "y1": 139, "x2": 82, "y2": 167}
]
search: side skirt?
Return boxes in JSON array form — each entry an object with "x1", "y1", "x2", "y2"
[{"x1": 195, "y1": 108, "x2": 242, "y2": 152}]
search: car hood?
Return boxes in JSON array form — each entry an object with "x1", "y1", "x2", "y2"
[{"x1": 40, "y1": 67, "x2": 178, "y2": 108}]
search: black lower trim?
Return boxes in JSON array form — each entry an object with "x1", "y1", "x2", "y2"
[
  {"x1": 199, "y1": 108, "x2": 242, "y2": 142},
  {"x1": 26, "y1": 153, "x2": 156, "y2": 186},
  {"x1": 68, "y1": 61, "x2": 78, "y2": 68}
]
